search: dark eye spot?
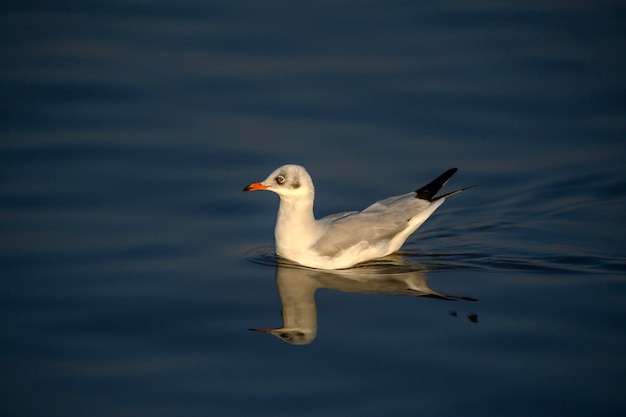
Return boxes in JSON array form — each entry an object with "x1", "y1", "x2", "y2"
[
  {"x1": 275, "y1": 175, "x2": 285, "y2": 184},
  {"x1": 280, "y1": 333, "x2": 291, "y2": 340}
]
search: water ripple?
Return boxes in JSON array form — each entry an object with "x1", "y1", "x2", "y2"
[{"x1": 246, "y1": 245, "x2": 625, "y2": 276}]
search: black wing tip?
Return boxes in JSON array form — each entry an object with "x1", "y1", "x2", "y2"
[
  {"x1": 415, "y1": 168, "x2": 459, "y2": 201},
  {"x1": 430, "y1": 184, "x2": 476, "y2": 202}
]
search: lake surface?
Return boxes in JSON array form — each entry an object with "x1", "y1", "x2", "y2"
[{"x1": 1, "y1": 1, "x2": 625, "y2": 416}]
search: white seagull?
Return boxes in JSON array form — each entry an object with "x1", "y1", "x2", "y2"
[{"x1": 243, "y1": 164, "x2": 472, "y2": 270}]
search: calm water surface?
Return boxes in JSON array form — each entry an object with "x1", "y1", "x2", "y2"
[{"x1": 2, "y1": 1, "x2": 625, "y2": 416}]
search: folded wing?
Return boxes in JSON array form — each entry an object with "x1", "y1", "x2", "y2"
[{"x1": 312, "y1": 193, "x2": 431, "y2": 257}]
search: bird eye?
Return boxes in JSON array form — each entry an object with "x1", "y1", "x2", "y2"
[
  {"x1": 276, "y1": 175, "x2": 285, "y2": 184},
  {"x1": 280, "y1": 333, "x2": 291, "y2": 340}
]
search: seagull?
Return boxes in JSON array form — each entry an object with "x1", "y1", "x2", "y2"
[{"x1": 243, "y1": 164, "x2": 472, "y2": 270}]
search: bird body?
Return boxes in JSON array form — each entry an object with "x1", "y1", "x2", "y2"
[{"x1": 244, "y1": 164, "x2": 470, "y2": 270}]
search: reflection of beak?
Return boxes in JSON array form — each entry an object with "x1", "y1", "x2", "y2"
[
  {"x1": 243, "y1": 182, "x2": 270, "y2": 192},
  {"x1": 248, "y1": 328, "x2": 273, "y2": 333}
]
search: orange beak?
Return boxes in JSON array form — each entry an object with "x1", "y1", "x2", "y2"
[
  {"x1": 243, "y1": 182, "x2": 270, "y2": 192},
  {"x1": 248, "y1": 328, "x2": 273, "y2": 333}
]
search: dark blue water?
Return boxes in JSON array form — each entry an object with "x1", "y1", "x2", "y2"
[{"x1": 2, "y1": 1, "x2": 625, "y2": 416}]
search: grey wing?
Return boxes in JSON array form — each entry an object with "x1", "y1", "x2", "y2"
[
  {"x1": 313, "y1": 193, "x2": 430, "y2": 256},
  {"x1": 319, "y1": 210, "x2": 359, "y2": 223}
]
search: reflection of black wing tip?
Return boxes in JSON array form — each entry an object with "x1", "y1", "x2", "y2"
[
  {"x1": 419, "y1": 292, "x2": 478, "y2": 302},
  {"x1": 415, "y1": 168, "x2": 458, "y2": 201},
  {"x1": 467, "y1": 313, "x2": 479, "y2": 323}
]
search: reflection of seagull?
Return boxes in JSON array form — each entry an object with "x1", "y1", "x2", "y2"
[
  {"x1": 243, "y1": 164, "x2": 472, "y2": 269},
  {"x1": 250, "y1": 257, "x2": 477, "y2": 345}
]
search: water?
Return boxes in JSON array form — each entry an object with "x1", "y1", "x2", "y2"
[{"x1": 2, "y1": 1, "x2": 625, "y2": 416}]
